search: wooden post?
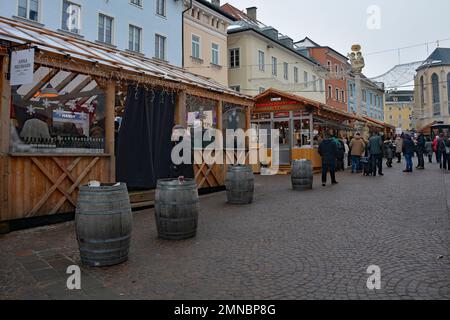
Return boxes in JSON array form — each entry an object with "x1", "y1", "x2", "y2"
[
  {"x1": 104, "y1": 80, "x2": 116, "y2": 182},
  {"x1": 0, "y1": 56, "x2": 11, "y2": 227},
  {"x1": 175, "y1": 90, "x2": 187, "y2": 127}
]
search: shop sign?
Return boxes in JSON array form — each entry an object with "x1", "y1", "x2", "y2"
[{"x1": 10, "y1": 48, "x2": 35, "y2": 86}]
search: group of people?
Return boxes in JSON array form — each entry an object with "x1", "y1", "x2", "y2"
[{"x1": 317, "y1": 130, "x2": 450, "y2": 186}]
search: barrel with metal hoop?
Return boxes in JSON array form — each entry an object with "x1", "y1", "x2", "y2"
[
  {"x1": 291, "y1": 159, "x2": 313, "y2": 190},
  {"x1": 155, "y1": 178, "x2": 199, "y2": 240},
  {"x1": 75, "y1": 183, "x2": 132, "y2": 267},
  {"x1": 225, "y1": 165, "x2": 254, "y2": 204}
]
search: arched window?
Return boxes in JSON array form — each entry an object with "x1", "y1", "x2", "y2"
[
  {"x1": 420, "y1": 76, "x2": 425, "y2": 105},
  {"x1": 448, "y1": 73, "x2": 450, "y2": 114},
  {"x1": 432, "y1": 73, "x2": 440, "y2": 116}
]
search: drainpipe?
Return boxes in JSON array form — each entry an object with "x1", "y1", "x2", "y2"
[{"x1": 182, "y1": 0, "x2": 193, "y2": 68}]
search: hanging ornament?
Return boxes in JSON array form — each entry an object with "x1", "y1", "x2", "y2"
[
  {"x1": 55, "y1": 107, "x2": 65, "y2": 116},
  {"x1": 68, "y1": 100, "x2": 77, "y2": 111},
  {"x1": 86, "y1": 104, "x2": 95, "y2": 113},
  {"x1": 26, "y1": 105, "x2": 36, "y2": 115},
  {"x1": 42, "y1": 99, "x2": 51, "y2": 109}
]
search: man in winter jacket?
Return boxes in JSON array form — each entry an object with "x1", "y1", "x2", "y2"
[
  {"x1": 368, "y1": 131, "x2": 384, "y2": 176},
  {"x1": 416, "y1": 133, "x2": 426, "y2": 169},
  {"x1": 437, "y1": 133, "x2": 448, "y2": 170},
  {"x1": 349, "y1": 133, "x2": 365, "y2": 173},
  {"x1": 318, "y1": 134, "x2": 338, "y2": 186},
  {"x1": 402, "y1": 134, "x2": 415, "y2": 173}
]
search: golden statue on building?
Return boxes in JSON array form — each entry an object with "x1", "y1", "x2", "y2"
[{"x1": 348, "y1": 44, "x2": 365, "y2": 74}]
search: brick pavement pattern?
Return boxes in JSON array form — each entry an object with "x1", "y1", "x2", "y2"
[{"x1": 1, "y1": 162, "x2": 450, "y2": 300}]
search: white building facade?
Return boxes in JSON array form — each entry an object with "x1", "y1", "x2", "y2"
[{"x1": 1, "y1": 0, "x2": 184, "y2": 66}]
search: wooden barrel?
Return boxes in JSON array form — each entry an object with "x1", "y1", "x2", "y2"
[
  {"x1": 75, "y1": 183, "x2": 132, "y2": 267},
  {"x1": 225, "y1": 165, "x2": 254, "y2": 204},
  {"x1": 155, "y1": 178, "x2": 199, "y2": 240},
  {"x1": 291, "y1": 159, "x2": 313, "y2": 190}
]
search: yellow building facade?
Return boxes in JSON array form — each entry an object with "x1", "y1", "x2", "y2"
[
  {"x1": 385, "y1": 91, "x2": 415, "y2": 131},
  {"x1": 183, "y1": 0, "x2": 233, "y2": 86}
]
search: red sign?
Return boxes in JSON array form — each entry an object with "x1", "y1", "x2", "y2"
[{"x1": 255, "y1": 100, "x2": 299, "y2": 108}]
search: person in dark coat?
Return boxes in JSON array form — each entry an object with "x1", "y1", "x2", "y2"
[
  {"x1": 437, "y1": 133, "x2": 448, "y2": 170},
  {"x1": 402, "y1": 134, "x2": 415, "y2": 173},
  {"x1": 318, "y1": 133, "x2": 338, "y2": 186},
  {"x1": 367, "y1": 131, "x2": 384, "y2": 176},
  {"x1": 169, "y1": 125, "x2": 195, "y2": 179},
  {"x1": 416, "y1": 133, "x2": 426, "y2": 169}
]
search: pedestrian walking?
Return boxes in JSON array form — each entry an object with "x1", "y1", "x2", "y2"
[
  {"x1": 402, "y1": 134, "x2": 415, "y2": 173},
  {"x1": 349, "y1": 133, "x2": 365, "y2": 173},
  {"x1": 384, "y1": 138, "x2": 394, "y2": 168},
  {"x1": 416, "y1": 132, "x2": 426, "y2": 169},
  {"x1": 433, "y1": 135, "x2": 440, "y2": 164},
  {"x1": 343, "y1": 138, "x2": 350, "y2": 170},
  {"x1": 318, "y1": 133, "x2": 338, "y2": 186},
  {"x1": 335, "y1": 138, "x2": 345, "y2": 172},
  {"x1": 395, "y1": 135, "x2": 403, "y2": 163},
  {"x1": 437, "y1": 133, "x2": 447, "y2": 169},
  {"x1": 368, "y1": 131, "x2": 384, "y2": 176},
  {"x1": 425, "y1": 137, "x2": 433, "y2": 163},
  {"x1": 445, "y1": 137, "x2": 450, "y2": 171}
]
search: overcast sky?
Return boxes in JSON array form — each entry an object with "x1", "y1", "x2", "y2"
[{"x1": 225, "y1": 0, "x2": 450, "y2": 78}]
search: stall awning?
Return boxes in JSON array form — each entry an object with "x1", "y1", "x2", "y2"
[
  {"x1": 362, "y1": 116, "x2": 395, "y2": 130},
  {"x1": 254, "y1": 88, "x2": 363, "y2": 124},
  {"x1": 0, "y1": 17, "x2": 253, "y2": 105}
]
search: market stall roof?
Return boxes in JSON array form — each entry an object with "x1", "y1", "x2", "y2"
[
  {"x1": 0, "y1": 17, "x2": 253, "y2": 104},
  {"x1": 254, "y1": 88, "x2": 365, "y2": 123},
  {"x1": 362, "y1": 116, "x2": 395, "y2": 130}
]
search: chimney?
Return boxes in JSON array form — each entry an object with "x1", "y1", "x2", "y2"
[
  {"x1": 211, "y1": 0, "x2": 220, "y2": 7},
  {"x1": 246, "y1": 7, "x2": 257, "y2": 21}
]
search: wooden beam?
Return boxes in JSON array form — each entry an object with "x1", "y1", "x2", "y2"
[
  {"x1": 54, "y1": 72, "x2": 78, "y2": 92},
  {"x1": 22, "y1": 68, "x2": 59, "y2": 101},
  {"x1": 0, "y1": 56, "x2": 10, "y2": 222},
  {"x1": 104, "y1": 80, "x2": 116, "y2": 182},
  {"x1": 175, "y1": 90, "x2": 187, "y2": 127}
]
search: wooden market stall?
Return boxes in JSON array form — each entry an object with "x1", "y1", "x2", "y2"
[
  {"x1": 0, "y1": 17, "x2": 253, "y2": 232},
  {"x1": 251, "y1": 88, "x2": 363, "y2": 173},
  {"x1": 362, "y1": 116, "x2": 395, "y2": 139}
]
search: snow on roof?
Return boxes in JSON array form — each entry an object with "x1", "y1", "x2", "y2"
[
  {"x1": 371, "y1": 61, "x2": 424, "y2": 90},
  {"x1": 0, "y1": 17, "x2": 252, "y2": 101}
]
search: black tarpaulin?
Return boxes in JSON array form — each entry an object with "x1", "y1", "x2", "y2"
[{"x1": 116, "y1": 86, "x2": 175, "y2": 190}]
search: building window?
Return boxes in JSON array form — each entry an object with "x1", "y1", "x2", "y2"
[
  {"x1": 18, "y1": 0, "x2": 39, "y2": 21},
  {"x1": 312, "y1": 75, "x2": 317, "y2": 91},
  {"x1": 335, "y1": 88, "x2": 339, "y2": 101},
  {"x1": 341, "y1": 90, "x2": 345, "y2": 103},
  {"x1": 229, "y1": 48, "x2": 240, "y2": 68},
  {"x1": 61, "y1": 1, "x2": 81, "y2": 34},
  {"x1": 130, "y1": 0, "x2": 143, "y2": 7},
  {"x1": 432, "y1": 73, "x2": 440, "y2": 116},
  {"x1": 294, "y1": 67, "x2": 298, "y2": 83},
  {"x1": 259, "y1": 87, "x2": 265, "y2": 94},
  {"x1": 128, "y1": 25, "x2": 142, "y2": 52},
  {"x1": 327, "y1": 60, "x2": 331, "y2": 71},
  {"x1": 98, "y1": 14, "x2": 113, "y2": 44},
  {"x1": 156, "y1": 0, "x2": 166, "y2": 17},
  {"x1": 328, "y1": 85, "x2": 332, "y2": 99},
  {"x1": 304, "y1": 71, "x2": 308, "y2": 87},
  {"x1": 319, "y1": 79, "x2": 324, "y2": 92},
  {"x1": 258, "y1": 50, "x2": 265, "y2": 71},
  {"x1": 230, "y1": 85, "x2": 240, "y2": 92},
  {"x1": 271, "y1": 57, "x2": 277, "y2": 76},
  {"x1": 155, "y1": 34, "x2": 166, "y2": 60},
  {"x1": 211, "y1": 43, "x2": 219, "y2": 65},
  {"x1": 191, "y1": 35, "x2": 200, "y2": 59},
  {"x1": 283, "y1": 62, "x2": 288, "y2": 80}
]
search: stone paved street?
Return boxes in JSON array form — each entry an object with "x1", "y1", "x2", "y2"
[{"x1": 1, "y1": 161, "x2": 450, "y2": 300}]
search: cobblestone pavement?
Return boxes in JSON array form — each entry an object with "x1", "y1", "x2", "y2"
[{"x1": 1, "y1": 160, "x2": 450, "y2": 300}]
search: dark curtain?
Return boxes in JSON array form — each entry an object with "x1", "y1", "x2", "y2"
[{"x1": 116, "y1": 86, "x2": 175, "y2": 190}]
